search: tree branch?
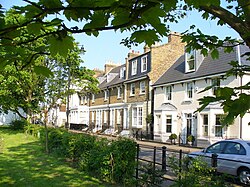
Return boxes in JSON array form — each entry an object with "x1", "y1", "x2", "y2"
[{"x1": 200, "y1": 5, "x2": 250, "y2": 46}]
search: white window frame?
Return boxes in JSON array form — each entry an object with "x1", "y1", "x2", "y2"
[
  {"x1": 215, "y1": 115, "x2": 223, "y2": 137},
  {"x1": 185, "y1": 48, "x2": 195, "y2": 72},
  {"x1": 186, "y1": 82, "x2": 194, "y2": 99},
  {"x1": 104, "y1": 90, "x2": 109, "y2": 101},
  {"x1": 156, "y1": 115, "x2": 161, "y2": 126},
  {"x1": 141, "y1": 56, "x2": 147, "y2": 72},
  {"x1": 117, "y1": 87, "x2": 121, "y2": 98},
  {"x1": 140, "y1": 81, "x2": 146, "y2": 94},
  {"x1": 130, "y1": 83, "x2": 135, "y2": 96},
  {"x1": 120, "y1": 67, "x2": 125, "y2": 78},
  {"x1": 92, "y1": 94, "x2": 95, "y2": 102},
  {"x1": 166, "y1": 115, "x2": 172, "y2": 133},
  {"x1": 211, "y1": 78, "x2": 220, "y2": 95},
  {"x1": 131, "y1": 60, "x2": 137, "y2": 75},
  {"x1": 84, "y1": 96, "x2": 87, "y2": 104},
  {"x1": 165, "y1": 86, "x2": 172, "y2": 101},
  {"x1": 96, "y1": 110, "x2": 101, "y2": 129},
  {"x1": 202, "y1": 114, "x2": 208, "y2": 137},
  {"x1": 91, "y1": 111, "x2": 94, "y2": 122},
  {"x1": 110, "y1": 109, "x2": 115, "y2": 128},
  {"x1": 117, "y1": 109, "x2": 121, "y2": 125},
  {"x1": 104, "y1": 110, "x2": 107, "y2": 123},
  {"x1": 132, "y1": 106, "x2": 143, "y2": 128}
]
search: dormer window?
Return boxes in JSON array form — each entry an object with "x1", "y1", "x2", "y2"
[
  {"x1": 120, "y1": 67, "x2": 126, "y2": 78},
  {"x1": 131, "y1": 60, "x2": 137, "y2": 75},
  {"x1": 141, "y1": 56, "x2": 147, "y2": 72},
  {"x1": 185, "y1": 48, "x2": 195, "y2": 72}
]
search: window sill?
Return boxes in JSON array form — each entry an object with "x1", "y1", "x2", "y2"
[
  {"x1": 139, "y1": 92, "x2": 146, "y2": 95},
  {"x1": 181, "y1": 99, "x2": 192, "y2": 105},
  {"x1": 185, "y1": 69, "x2": 195, "y2": 73}
]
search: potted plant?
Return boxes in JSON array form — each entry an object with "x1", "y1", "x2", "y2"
[
  {"x1": 187, "y1": 135, "x2": 195, "y2": 146},
  {"x1": 169, "y1": 133, "x2": 177, "y2": 145}
]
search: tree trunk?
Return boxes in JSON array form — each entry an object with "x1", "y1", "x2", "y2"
[{"x1": 44, "y1": 109, "x2": 49, "y2": 154}]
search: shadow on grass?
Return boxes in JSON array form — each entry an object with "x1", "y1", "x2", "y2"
[
  {"x1": 0, "y1": 138, "x2": 108, "y2": 187},
  {"x1": 0, "y1": 126, "x2": 24, "y2": 135}
]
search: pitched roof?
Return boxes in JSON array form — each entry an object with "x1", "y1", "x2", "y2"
[
  {"x1": 153, "y1": 45, "x2": 250, "y2": 86},
  {"x1": 98, "y1": 64, "x2": 126, "y2": 89}
]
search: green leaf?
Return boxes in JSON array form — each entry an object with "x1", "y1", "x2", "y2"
[
  {"x1": 34, "y1": 66, "x2": 53, "y2": 77},
  {"x1": 40, "y1": 0, "x2": 63, "y2": 9},
  {"x1": 84, "y1": 11, "x2": 109, "y2": 29},
  {"x1": 130, "y1": 30, "x2": 160, "y2": 46},
  {"x1": 27, "y1": 22, "x2": 43, "y2": 35},
  {"x1": 211, "y1": 49, "x2": 219, "y2": 59},
  {"x1": 48, "y1": 35, "x2": 74, "y2": 58},
  {"x1": 111, "y1": 9, "x2": 130, "y2": 26}
]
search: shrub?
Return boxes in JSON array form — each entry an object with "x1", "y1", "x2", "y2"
[
  {"x1": 169, "y1": 133, "x2": 177, "y2": 144},
  {"x1": 10, "y1": 119, "x2": 29, "y2": 130},
  {"x1": 39, "y1": 128, "x2": 137, "y2": 185},
  {"x1": 187, "y1": 135, "x2": 195, "y2": 143},
  {"x1": 138, "y1": 162, "x2": 164, "y2": 187},
  {"x1": 168, "y1": 156, "x2": 230, "y2": 187},
  {"x1": 24, "y1": 123, "x2": 43, "y2": 137}
]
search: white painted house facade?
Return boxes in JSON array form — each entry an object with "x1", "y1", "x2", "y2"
[{"x1": 153, "y1": 45, "x2": 250, "y2": 146}]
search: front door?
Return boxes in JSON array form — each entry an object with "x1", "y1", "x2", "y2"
[{"x1": 186, "y1": 113, "x2": 192, "y2": 140}]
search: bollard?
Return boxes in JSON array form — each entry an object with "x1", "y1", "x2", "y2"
[
  {"x1": 211, "y1": 153, "x2": 218, "y2": 167},
  {"x1": 136, "y1": 144, "x2": 139, "y2": 187},
  {"x1": 179, "y1": 149, "x2": 182, "y2": 181},
  {"x1": 162, "y1": 146, "x2": 167, "y2": 171}
]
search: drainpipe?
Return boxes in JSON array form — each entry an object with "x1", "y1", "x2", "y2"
[
  {"x1": 146, "y1": 79, "x2": 149, "y2": 136},
  {"x1": 237, "y1": 45, "x2": 243, "y2": 139},
  {"x1": 151, "y1": 86, "x2": 155, "y2": 140},
  {"x1": 107, "y1": 86, "x2": 110, "y2": 130}
]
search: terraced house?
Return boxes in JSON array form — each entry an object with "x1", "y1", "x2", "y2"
[
  {"x1": 85, "y1": 32, "x2": 185, "y2": 137},
  {"x1": 89, "y1": 63, "x2": 127, "y2": 134},
  {"x1": 153, "y1": 44, "x2": 250, "y2": 146}
]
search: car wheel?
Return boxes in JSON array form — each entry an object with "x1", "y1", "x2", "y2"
[{"x1": 238, "y1": 168, "x2": 250, "y2": 185}]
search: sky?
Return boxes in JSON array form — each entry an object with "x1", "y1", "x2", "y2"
[{"x1": 1, "y1": 1, "x2": 240, "y2": 70}]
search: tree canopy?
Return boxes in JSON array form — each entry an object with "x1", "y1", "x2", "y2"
[{"x1": 0, "y1": 9, "x2": 99, "y2": 121}]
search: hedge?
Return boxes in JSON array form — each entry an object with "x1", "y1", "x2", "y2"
[{"x1": 39, "y1": 128, "x2": 137, "y2": 185}]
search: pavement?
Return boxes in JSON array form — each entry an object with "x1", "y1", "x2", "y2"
[
  {"x1": 136, "y1": 139, "x2": 203, "y2": 153},
  {"x1": 70, "y1": 130, "x2": 203, "y2": 153}
]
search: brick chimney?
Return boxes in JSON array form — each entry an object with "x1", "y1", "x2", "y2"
[
  {"x1": 127, "y1": 50, "x2": 140, "y2": 60},
  {"x1": 104, "y1": 61, "x2": 120, "y2": 74},
  {"x1": 93, "y1": 68, "x2": 104, "y2": 78}
]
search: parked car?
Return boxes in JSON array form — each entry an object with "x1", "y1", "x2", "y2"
[{"x1": 188, "y1": 139, "x2": 250, "y2": 185}]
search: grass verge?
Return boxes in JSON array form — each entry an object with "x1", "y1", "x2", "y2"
[{"x1": 0, "y1": 126, "x2": 112, "y2": 187}]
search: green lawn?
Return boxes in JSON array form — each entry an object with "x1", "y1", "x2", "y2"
[{"x1": 0, "y1": 126, "x2": 112, "y2": 187}]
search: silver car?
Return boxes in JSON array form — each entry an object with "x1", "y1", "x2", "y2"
[{"x1": 188, "y1": 139, "x2": 250, "y2": 185}]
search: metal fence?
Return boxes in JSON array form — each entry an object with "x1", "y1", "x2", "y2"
[
  {"x1": 135, "y1": 144, "x2": 250, "y2": 186},
  {"x1": 135, "y1": 144, "x2": 189, "y2": 187}
]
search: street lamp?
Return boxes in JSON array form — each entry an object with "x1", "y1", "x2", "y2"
[{"x1": 65, "y1": 44, "x2": 85, "y2": 129}]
